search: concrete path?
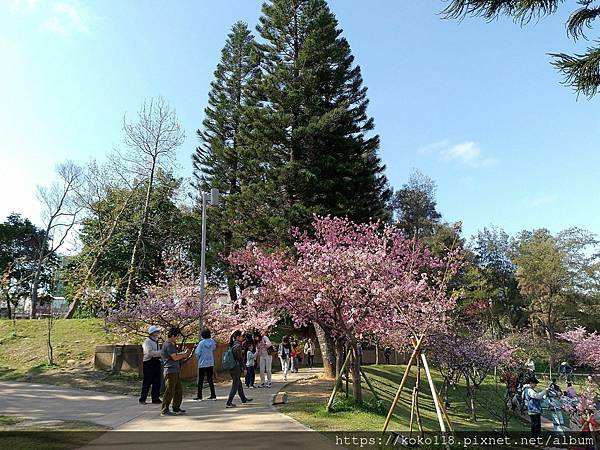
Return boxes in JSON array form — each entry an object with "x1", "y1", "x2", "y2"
[
  {"x1": 0, "y1": 380, "x2": 146, "y2": 428},
  {"x1": 0, "y1": 368, "x2": 339, "y2": 449}
]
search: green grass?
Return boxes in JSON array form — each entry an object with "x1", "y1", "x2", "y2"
[
  {"x1": 0, "y1": 318, "x2": 117, "y2": 378},
  {"x1": 279, "y1": 364, "x2": 529, "y2": 433},
  {"x1": 0, "y1": 415, "x2": 24, "y2": 426},
  {"x1": 0, "y1": 318, "x2": 149, "y2": 394}
]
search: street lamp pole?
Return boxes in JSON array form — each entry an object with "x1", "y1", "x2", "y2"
[{"x1": 198, "y1": 188, "x2": 220, "y2": 341}]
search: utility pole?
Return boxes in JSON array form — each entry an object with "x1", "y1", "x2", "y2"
[{"x1": 198, "y1": 188, "x2": 220, "y2": 341}]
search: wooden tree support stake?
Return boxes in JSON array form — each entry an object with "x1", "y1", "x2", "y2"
[
  {"x1": 359, "y1": 364, "x2": 380, "y2": 403},
  {"x1": 381, "y1": 335, "x2": 424, "y2": 434},
  {"x1": 420, "y1": 352, "x2": 446, "y2": 433},
  {"x1": 437, "y1": 388, "x2": 455, "y2": 433},
  {"x1": 326, "y1": 348, "x2": 353, "y2": 411},
  {"x1": 409, "y1": 386, "x2": 416, "y2": 437}
]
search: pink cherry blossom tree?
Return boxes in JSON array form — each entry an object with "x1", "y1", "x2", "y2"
[
  {"x1": 558, "y1": 326, "x2": 600, "y2": 371},
  {"x1": 107, "y1": 269, "x2": 279, "y2": 348},
  {"x1": 430, "y1": 334, "x2": 515, "y2": 421},
  {"x1": 231, "y1": 215, "x2": 462, "y2": 402}
]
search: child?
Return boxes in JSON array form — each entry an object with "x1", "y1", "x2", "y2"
[
  {"x1": 245, "y1": 343, "x2": 257, "y2": 388},
  {"x1": 279, "y1": 336, "x2": 292, "y2": 381}
]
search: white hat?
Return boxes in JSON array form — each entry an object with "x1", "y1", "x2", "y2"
[{"x1": 148, "y1": 325, "x2": 162, "y2": 335}]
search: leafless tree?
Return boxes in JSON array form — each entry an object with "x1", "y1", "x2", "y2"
[
  {"x1": 64, "y1": 160, "x2": 141, "y2": 317},
  {"x1": 116, "y1": 97, "x2": 185, "y2": 302},
  {"x1": 30, "y1": 161, "x2": 83, "y2": 318}
]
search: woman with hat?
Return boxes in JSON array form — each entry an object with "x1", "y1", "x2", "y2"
[
  {"x1": 522, "y1": 376, "x2": 548, "y2": 439},
  {"x1": 139, "y1": 325, "x2": 163, "y2": 404}
]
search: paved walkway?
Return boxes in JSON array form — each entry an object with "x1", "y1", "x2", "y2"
[{"x1": 0, "y1": 368, "x2": 338, "y2": 449}]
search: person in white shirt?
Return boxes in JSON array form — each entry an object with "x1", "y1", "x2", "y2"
[
  {"x1": 139, "y1": 325, "x2": 163, "y2": 404},
  {"x1": 278, "y1": 336, "x2": 292, "y2": 381},
  {"x1": 304, "y1": 338, "x2": 315, "y2": 368},
  {"x1": 254, "y1": 331, "x2": 273, "y2": 387}
]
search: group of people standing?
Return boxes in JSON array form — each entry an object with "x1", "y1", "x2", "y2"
[
  {"x1": 138, "y1": 325, "x2": 317, "y2": 414},
  {"x1": 522, "y1": 373, "x2": 598, "y2": 446}
]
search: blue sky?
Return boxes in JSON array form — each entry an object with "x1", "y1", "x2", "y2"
[{"x1": 1, "y1": 0, "x2": 598, "y2": 241}]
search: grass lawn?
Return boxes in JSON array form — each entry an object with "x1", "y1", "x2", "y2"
[
  {"x1": 0, "y1": 318, "x2": 223, "y2": 396},
  {"x1": 0, "y1": 318, "x2": 145, "y2": 394},
  {"x1": 0, "y1": 414, "x2": 108, "y2": 450},
  {"x1": 278, "y1": 364, "x2": 529, "y2": 433}
]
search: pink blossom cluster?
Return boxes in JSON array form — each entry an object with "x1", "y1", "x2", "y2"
[
  {"x1": 429, "y1": 333, "x2": 515, "y2": 385},
  {"x1": 107, "y1": 270, "x2": 278, "y2": 343},
  {"x1": 231, "y1": 215, "x2": 463, "y2": 347},
  {"x1": 558, "y1": 327, "x2": 600, "y2": 371}
]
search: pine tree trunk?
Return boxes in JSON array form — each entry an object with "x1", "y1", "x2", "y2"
[
  {"x1": 313, "y1": 322, "x2": 335, "y2": 378},
  {"x1": 223, "y1": 230, "x2": 238, "y2": 304}
]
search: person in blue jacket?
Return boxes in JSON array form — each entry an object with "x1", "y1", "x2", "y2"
[
  {"x1": 194, "y1": 328, "x2": 217, "y2": 401},
  {"x1": 522, "y1": 376, "x2": 548, "y2": 439}
]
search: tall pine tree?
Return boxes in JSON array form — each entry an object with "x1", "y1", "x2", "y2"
[
  {"x1": 192, "y1": 21, "x2": 263, "y2": 301},
  {"x1": 251, "y1": 0, "x2": 391, "y2": 231}
]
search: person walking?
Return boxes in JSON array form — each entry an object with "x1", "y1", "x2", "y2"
[
  {"x1": 139, "y1": 325, "x2": 163, "y2": 405},
  {"x1": 245, "y1": 342, "x2": 257, "y2": 389},
  {"x1": 254, "y1": 331, "x2": 273, "y2": 388},
  {"x1": 194, "y1": 327, "x2": 217, "y2": 401},
  {"x1": 522, "y1": 376, "x2": 548, "y2": 439},
  {"x1": 304, "y1": 338, "x2": 315, "y2": 368},
  {"x1": 290, "y1": 339, "x2": 300, "y2": 373},
  {"x1": 384, "y1": 347, "x2": 392, "y2": 365},
  {"x1": 279, "y1": 335, "x2": 292, "y2": 381},
  {"x1": 226, "y1": 330, "x2": 253, "y2": 408},
  {"x1": 161, "y1": 327, "x2": 189, "y2": 416}
]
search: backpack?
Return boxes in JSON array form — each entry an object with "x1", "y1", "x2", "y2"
[{"x1": 222, "y1": 347, "x2": 236, "y2": 370}]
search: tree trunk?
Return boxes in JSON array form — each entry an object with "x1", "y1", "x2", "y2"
[
  {"x1": 125, "y1": 161, "x2": 156, "y2": 303},
  {"x1": 30, "y1": 269, "x2": 41, "y2": 319},
  {"x1": 335, "y1": 339, "x2": 345, "y2": 379},
  {"x1": 466, "y1": 377, "x2": 477, "y2": 421},
  {"x1": 67, "y1": 185, "x2": 136, "y2": 318},
  {"x1": 30, "y1": 221, "x2": 52, "y2": 319},
  {"x1": 375, "y1": 344, "x2": 380, "y2": 365},
  {"x1": 5, "y1": 295, "x2": 11, "y2": 321},
  {"x1": 223, "y1": 230, "x2": 238, "y2": 304},
  {"x1": 351, "y1": 341, "x2": 362, "y2": 403},
  {"x1": 313, "y1": 322, "x2": 335, "y2": 378},
  {"x1": 47, "y1": 318, "x2": 54, "y2": 365}
]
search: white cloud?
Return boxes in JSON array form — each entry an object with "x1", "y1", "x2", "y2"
[
  {"x1": 8, "y1": 0, "x2": 40, "y2": 13},
  {"x1": 43, "y1": 2, "x2": 90, "y2": 35},
  {"x1": 4, "y1": 0, "x2": 93, "y2": 36},
  {"x1": 417, "y1": 140, "x2": 451, "y2": 155},
  {"x1": 528, "y1": 195, "x2": 559, "y2": 208},
  {"x1": 419, "y1": 140, "x2": 498, "y2": 169}
]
